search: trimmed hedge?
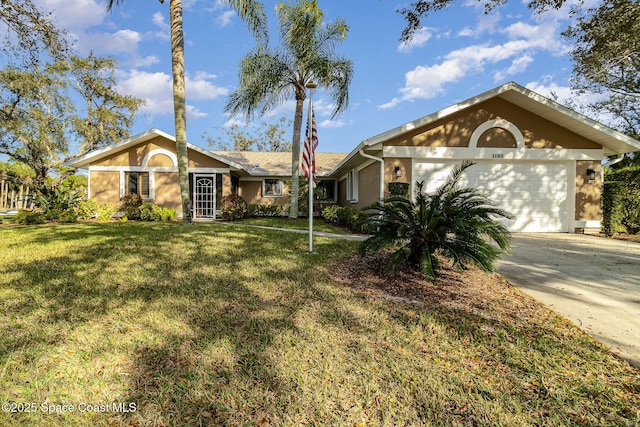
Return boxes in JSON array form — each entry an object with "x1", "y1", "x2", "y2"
[
  {"x1": 388, "y1": 182, "x2": 410, "y2": 198},
  {"x1": 321, "y1": 205, "x2": 371, "y2": 233},
  {"x1": 603, "y1": 166, "x2": 640, "y2": 236},
  {"x1": 220, "y1": 194, "x2": 248, "y2": 221}
]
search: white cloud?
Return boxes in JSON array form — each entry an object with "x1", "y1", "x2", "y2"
[
  {"x1": 187, "y1": 72, "x2": 229, "y2": 100},
  {"x1": 398, "y1": 27, "x2": 433, "y2": 53},
  {"x1": 319, "y1": 119, "x2": 348, "y2": 129},
  {"x1": 76, "y1": 29, "x2": 142, "y2": 55},
  {"x1": 150, "y1": 12, "x2": 171, "y2": 41},
  {"x1": 117, "y1": 70, "x2": 174, "y2": 115},
  {"x1": 117, "y1": 70, "x2": 228, "y2": 120},
  {"x1": 525, "y1": 80, "x2": 577, "y2": 105},
  {"x1": 493, "y1": 55, "x2": 534, "y2": 81},
  {"x1": 217, "y1": 10, "x2": 236, "y2": 27},
  {"x1": 380, "y1": 15, "x2": 567, "y2": 109},
  {"x1": 476, "y1": 12, "x2": 502, "y2": 34},
  {"x1": 42, "y1": 0, "x2": 106, "y2": 31}
]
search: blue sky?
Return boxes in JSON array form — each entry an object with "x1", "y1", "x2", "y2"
[{"x1": 41, "y1": 0, "x2": 595, "y2": 154}]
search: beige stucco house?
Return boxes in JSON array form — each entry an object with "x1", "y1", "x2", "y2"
[
  {"x1": 67, "y1": 82, "x2": 640, "y2": 232},
  {"x1": 66, "y1": 128, "x2": 345, "y2": 219}
]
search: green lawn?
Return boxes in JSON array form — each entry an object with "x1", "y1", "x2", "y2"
[
  {"x1": 0, "y1": 222, "x2": 638, "y2": 426},
  {"x1": 235, "y1": 216, "x2": 351, "y2": 234}
]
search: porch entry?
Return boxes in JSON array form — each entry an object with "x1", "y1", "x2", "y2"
[{"x1": 192, "y1": 174, "x2": 216, "y2": 219}]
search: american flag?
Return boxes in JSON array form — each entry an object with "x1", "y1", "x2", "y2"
[{"x1": 302, "y1": 107, "x2": 318, "y2": 188}]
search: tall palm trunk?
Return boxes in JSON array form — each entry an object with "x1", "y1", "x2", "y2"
[
  {"x1": 289, "y1": 92, "x2": 305, "y2": 218},
  {"x1": 169, "y1": 0, "x2": 192, "y2": 223}
]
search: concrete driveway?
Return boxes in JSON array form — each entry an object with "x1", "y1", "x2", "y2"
[{"x1": 498, "y1": 233, "x2": 640, "y2": 368}]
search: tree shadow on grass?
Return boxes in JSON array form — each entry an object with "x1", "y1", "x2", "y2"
[
  {"x1": 2, "y1": 223, "x2": 638, "y2": 426},
  {"x1": 0, "y1": 222, "x2": 365, "y2": 426}
]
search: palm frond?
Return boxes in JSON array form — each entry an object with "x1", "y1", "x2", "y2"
[
  {"x1": 359, "y1": 162, "x2": 512, "y2": 278},
  {"x1": 226, "y1": 0, "x2": 268, "y2": 43}
]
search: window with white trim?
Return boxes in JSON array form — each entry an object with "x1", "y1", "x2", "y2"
[
  {"x1": 346, "y1": 169, "x2": 358, "y2": 202},
  {"x1": 124, "y1": 172, "x2": 150, "y2": 198},
  {"x1": 263, "y1": 179, "x2": 283, "y2": 197},
  {"x1": 316, "y1": 180, "x2": 336, "y2": 201}
]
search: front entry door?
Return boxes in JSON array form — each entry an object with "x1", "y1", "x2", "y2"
[{"x1": 193, "y1": 174, "x2": 216, "y2": 219}]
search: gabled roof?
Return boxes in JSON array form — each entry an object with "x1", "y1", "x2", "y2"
[
  {"x1": 65, "y1": 128, "x2": 347, "y2": 177},
  {"x1": 331, "y1": 82, "x2": 640, "y2": 175},
  {"x1": 211, "y1": 151, "x2": 346, "y2": 177},
  {"x1": 65, "y1": 128, "x2": 247, "y2": 171}
]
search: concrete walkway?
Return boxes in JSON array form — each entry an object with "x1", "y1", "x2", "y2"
[
  {"x1": 498, "y1": 233, "x2": 640, "y2": 368},
  {"x1": 236, "y1": 224, "x2": 369, "y2": 241}
]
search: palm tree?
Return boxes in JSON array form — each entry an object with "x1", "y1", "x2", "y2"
[
  {"x1": 105, "y1": 0, "x2": 267, "y2": 223},
  {"x1": 225, "y1": 0, "x2": 353, "y2": 218},
  {"x1": 359, "y1": 161, "x2": 514, "y2": 279}
]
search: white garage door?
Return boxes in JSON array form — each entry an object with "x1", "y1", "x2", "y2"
[{"x1": 413, "y1": 161, "x2": 569, "y2": 232}]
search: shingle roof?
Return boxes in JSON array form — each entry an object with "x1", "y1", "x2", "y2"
[{"x1": 210, "y1": 151, "x2": 347, "y2": 176}]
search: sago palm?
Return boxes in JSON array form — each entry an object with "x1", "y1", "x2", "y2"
[
  {"x1": 105, "y1": 0, "x2": 267, "y2": 223},
  {"x1": 359, "y1": 161, "x2": 514, "y2": 279},
  {"x1": 225, "y1": 0, "x2": 353, "y2": 218}
]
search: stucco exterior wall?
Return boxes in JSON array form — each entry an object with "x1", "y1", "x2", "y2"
[
  {"x1": 154, "y1": 172, "x2": 181, "y2": 210},
  {"x1": 89, "y1": 171, "x2": 120, "y2": 205},
  {"x1": 92, "y1": 137, "x2": 176, "y2": 167},
  {"x1": 352, "y1": 162, "x2": 380, "y2": 209},
  {"x1": 187, "y1": 149, "x2": 228, "y2": 168},
  {"x1": 384, "y1": 158, "x2": 412, "y2": 197},
  {"x1": 384, "y1": 98, "x2": 601, "y2": 150},
  {"x1": 91, "y1": 136, "x2": 228, "y2": 169},
  {"x1": 239, "y1": 180, "x2": 290, "y2": 206},
  {"x1": 575, "y1": 160, "x2": 602, "y2": 222}
]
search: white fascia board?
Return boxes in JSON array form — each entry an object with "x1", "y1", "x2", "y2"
[
  {"x1": 66, "y1": 128, "x2": 171, "y2": 168},
  {"x1": 384, "y1": 146, "x2": 605, "y2": 161},
  {"x1": 89, "y1": 165, "x2": 230, "y2": 173},
  {"x1": 66, "y1": 127, "x2": 249, "y2": 172},
  {"x1": 503, "y1": 84, "x2": 640, "y2": 155}
]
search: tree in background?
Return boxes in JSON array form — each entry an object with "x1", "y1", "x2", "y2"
[
  {"x1": 397, "y1": 0, "x2": 640, "y2": 164},
  {"x1": 564, "y1": 0, "x2": 640, "y2": 167},
  {"x1": 0, "y1": 56, "x2": 142, "y2": 190},
  {"x1": 67, "y1": 53, "x2": 143, "y2": 155},
  {"x1": 106, "y1": 0, "x2": 267, "y2": 223},
  {"x1": 397, "y1": 0, "x2": 568, "y2": 43},
  {"x1": 204, "y1": 116, "x2": 293, "y2": 151},
  {"x1": 0, "y1": 0, "x2": 70, "y2": 67},
  {"x1": 225, "y1": 0, "x2": 353, "y2": 218}
]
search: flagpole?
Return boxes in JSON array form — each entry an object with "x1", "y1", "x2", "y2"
[{"x1": 305, "y1": 81, "x2": 317, "y2": 253}]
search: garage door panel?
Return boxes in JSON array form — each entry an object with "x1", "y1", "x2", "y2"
[{"x1": 413, "y1": 160, "x2": 570, "y2": 232}]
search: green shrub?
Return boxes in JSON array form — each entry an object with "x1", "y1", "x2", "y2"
[
  {"x1": 388, "y1": 182, "x2": 410, "y2": 198},
  {"x1": 34, "y1": 183, "x2": 83, "y2": 214},
  {"x1": 603, "y1": 166, "x2": 640, "y2": 235},
  {"x1": 360, "y1": 162, "x2": 513, "y2": 278},
  {"x1": 59, "y1": 209, "x2": 78, "y2": 223},
  {"x1": 96, "y1": 203, "x2": 116, "y2": 222},
  {"x1": 120, "y1": 193, "x2": 143, "y2": 220},
  {"x1": 77, "y1": 199, "x2": 100, "y2": 219},
  {"x1": 248, "y1": 203, "x2": 286, "y2": 217},
  {"x1": 139, "y1": 203, "x2": 163, "y2": 221},
  {"x1": 320, "y1": 205, "x2": 369, "y2": 233},
  {"x1": 44, "y1": 208, "x2": 63, "y2": 220},
  {"x1": 15, "y1": 209, "x2": 45, "y2": 225},
  {"x1": 220, "y1": 194, "x2": 248, "y2": 221},
  {"x1": 321, "y1": 204, "x2": 341, "y2": 224},
  {"x1": 160, "y1": 207, "x2": 176, "y2": 221}
]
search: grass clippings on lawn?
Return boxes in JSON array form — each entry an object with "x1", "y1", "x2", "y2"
[{"x1": 0, "y1": 222, "x2": 639, "y2": 427}]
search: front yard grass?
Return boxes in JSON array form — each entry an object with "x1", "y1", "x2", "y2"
[
  {"x1": 0, "y1": 222, "x2": 638, "y2": 426},
  {"x1": 236, "y1": 216, "x2": 351, "y2": 234}
]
